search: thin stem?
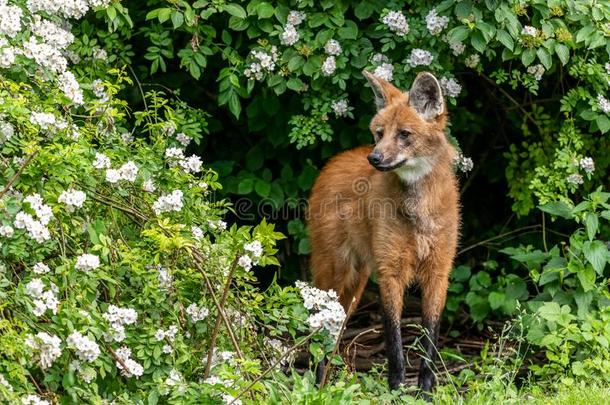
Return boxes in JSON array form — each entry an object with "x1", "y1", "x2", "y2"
[
  {"x1": 0, "y1": 152, "x2": 38, "y2": 198},
  {"x1": 542, "y1": 212, "x2": 548, "y2": 253},
  {"x1": 457, "y1": 225, "x2": 541, "y2": 256},
  {"x1": 203, "y1": 253, "x2": 240, "y2": 379},
  {"x1": 320, "y1": 297, "x2": 356, "y2": 387}
]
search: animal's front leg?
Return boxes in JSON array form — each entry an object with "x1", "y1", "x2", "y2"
[
  {"x1": 379, "y1": 274, "x2": 406, "y2": 390},
  {"x1": 417, "y1": 272, "x2": 449, "y2": 398}
]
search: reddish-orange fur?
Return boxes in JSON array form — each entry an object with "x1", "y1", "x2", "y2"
[{"x1": 307, "y1": 72, "x2": 460, "y2": 395}]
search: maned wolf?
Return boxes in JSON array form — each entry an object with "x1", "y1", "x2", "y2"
[{"x1": 308, "y1": 71, "x2": 460, "y2": 397}]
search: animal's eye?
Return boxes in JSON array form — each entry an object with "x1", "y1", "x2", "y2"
[
  {"x1": 375, "y1": 127, "x2": 384, "y2": 138},
  {"x1": 398, "y1": 129, "x2": 411, "y2": 140}
]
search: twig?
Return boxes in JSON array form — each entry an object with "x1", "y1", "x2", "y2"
[
  {"x1": 320, "y1": 297, "x2": 356, "y2": 387},
  {"x1": 457, "y1": 225, "x2": 541, "y2": 256},
  {"x1": 107, "y1": 345, "x2": 130, "y2": 374},
  {"x1": 342, "y1": 317, "x2": 421, "y2": 340},
  {"x1": 0, "y1": 152, "x2": 38, "y2": 198},
  {"x1": 229, "y1": 328, "x2": 322, "y2": 405},
  {"x1": 203, "y1": 254, "x2": 240, "y2": 379}
]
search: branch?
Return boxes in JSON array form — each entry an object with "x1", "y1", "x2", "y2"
[{"x1": 0, "y1": 152, "x2": 38, "y2": 198}]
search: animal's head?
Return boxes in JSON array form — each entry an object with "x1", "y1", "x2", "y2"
[{"x1": 363, "y1": 70, "x2": 448, "y2": 183}]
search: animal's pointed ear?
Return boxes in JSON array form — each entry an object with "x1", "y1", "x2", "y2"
[
  {"x1": 408, "y1": 72, "x2": 444, "y2": 121},
  {"x1": 362, "y1": 70, "x2": 403, "y2": 110}
]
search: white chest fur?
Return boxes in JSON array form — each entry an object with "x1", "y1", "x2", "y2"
[{"x1": 393, "y1": 156, "x2": 435, "y2": 184}]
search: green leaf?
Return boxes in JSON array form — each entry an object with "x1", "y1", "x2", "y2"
[
  {"x1": 496, "y1": 29, "x2": 514, "y2": 51},
  {"x1": 447, "y1": 26, "x2": 469, "y2": 44},
  {"x1": 237, "y1": 178, "x2": 254, "y2": 194},
  {"x1": 576, "y1": 265, "x2": 596, "y2": 292},
  {"x1": 521, "y1": 48, "x2": 536, "y2": 66},
  {"x1": 354, "y1": 1, "x2": 376, "y2": 20},
  {"x1": 597, "y1": 115, "x2": 610, "y2": 134},
  {"x1": 222, "y1": 3, "x2": 246, "y2": 19},
  {"x1": 171, "y1": 11, "x2": 184, "y2": 29},
  {"x1": 246, "y1": 146, "x2": 264, "y2": 171},
  {"x1": 255, "y1": 179, "x2": 271, "y2": 197},
  {"x1": 538, "y1": 201, "x2": 573, "y2": 219},
  {"x1": 585, "y1": 213, "x2": 599, "y2": 241},
  {"x1": 488, "y1": 291, "x2": 505, "y2": 310},
  {"x1": 582, "y1": 240, "x2": 607, "y2": 275},
  {"x1": 338, "y1": 20, "x2": 358, "y2": 40},
  {"x1": 256, "y1": 2, "x2": 274, "y2": 19},
  {"x1": 471, "y1": 31, "x2": 486, "y2": 53},
  {"x1": 451, "y1": 265, "x2": 471, "y2": 282},
  {"x1": 536, "y1": 47, "x2": 552, "y2": 70},
  {"x1": 555, "y1": 43, "x2": 569, "y2": 65}
]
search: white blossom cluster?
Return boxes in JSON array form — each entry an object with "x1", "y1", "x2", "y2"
[
  {"x1": 0, "y1": 224, "x2": 14, "y2": 237},
  {"x1": 425, "y1": 9, "x2": 449, "y2": 36},
  {"x1": 597, "y1": 95, "x2": 610, "y2": 114},
  {"x1": 15, "y1": 194, "x2": 53, "y2": 243},
  {"x1": 464, "y1": 54, "x2": 480, "y2": 68},
  {"x1": 331, "y1": 99, "x2": 349, "y2": 117},
  {"x1": 439, "y1": 77, "x2": 462, "y2": 98},
  {"x1": 521, "y1": 25, "x2": 538, "y2": 37},
  {"x1": 244, "y1": 47, "x2": 278, "y2": 81},
  {"x1": 324, "y1": 39, "x2": 342, "y2": 56},
  {"x1": 33, "y1": 262, "x2": 50, "y2": 274},
  {"x1": 142, "y1": 178, "x2": 156, "y2": 193},
  {"x1": 280, "y1": 23, "x2": 299, "y2": 46},
  {"x1": 152, "y1": 190, "x2": 183, "y2": 215},
  {"x1": 58, "y1": 188, "x2": 86, "y2": 211},
  {"x1": 155, "y1": 265, "x2": 172, "y2": 289},
  {"x1": 164, "y1": 147, "x2": 202, "y2": 174},
  {"x1": 295, "y1": 281, "x2": 346, "y2": 338},
  {"x1": 203, "y1": 350, "x2": 234, "y2": 371},
  {"x1": 454, "y1": 152, "x2": 474, "y2": 173},
  {"x1": 75, "y1": 253, "x2": 100, "y2": 272},
  {"x1": 407, "y1": 49, "x2": 433, "y2": 68},
  {"x1": 381, "y1": 10, "x2": 409, "y2": 36},
  {"x1": 27, "y1": 0, "x2": 111, "y2": 19},
  {"x1": 527, "y1": 64, "x2": 545, "y2": 81},
  {"x1": 374, "y1": 62, "x2": 394, "y2": 81},
  {"x1": 0, "y1": 1, "x2": 23, "y2": 38},
  {"x1": 0, "y1": 120, "x2": 14, "y2": 143},
  {"x1": 186, "y1": 303, "x2": 209, "y2": 322},
  {"x1": 67, "y1": 331, "x2": 101, "y2": 362},
  {"x1": 0, "y1": 373, "x2": 12, "y2": 392},
  {"x1": 154, "y1": 325, "x2": 179, "y2": 345},
  {"x1": 579, "y1": 157, "x2": 595, "y2": 174},
  {"x1": 371, "y1": 53, "x2": 389, "y2": 65},
  {"x1": 58, "y1": 71, "x2": 83, "y2": 104},
  {"x1": 265, "y1": 337, "x2": 292, "y2": 366},
  {"x1": 25, "y1": 332, "x2": 62, "y2": 369},
  {"x1": 567, "y1": 173, "x2": 584, "y2": 185},
  {"x1": 115, "y1": 346, "x2": 144, "y2": 377},
  {"x1": 91, "y1": 79, "x2": 109, "y2": 101},
  {"x1": 175, "y1": 132, "x2": 191, "y2": 146},
  {"x1": 450, "y1": 41, "x2": 465, "y2": 56},
  {"x1": 105, "y1": 160, "x2": 139, "y2": 183},
  {"x1": 103, "y1": 305, "x2": 138, "y2": 343},
  {"x1": 93, "y1": 152, "x2": 111, "y2": 169},
  {"x1": 238, "y1": 240, "x2": 263, "y2": 271},
  {"x1": 286, "y1": 10, "x2": 306, "y2": 26},
  {"x1": 191, "y1": 225, "x2": 204, "y2": 240},
  {"x1": 207, "y1": 219, "x2": 227, "y2": 231},
  {"x1": 21, "y1": 395, "x2": 51, "y2": 405},
  {"x1": 321, "y1": 55, "x2": 336, "y2": 76},
  {"x1": 30, "y1": 111, "x2": 57, "y2": 130},
  {"x1": 25, "y1": 278, "x2": 58, "y2": 316}
]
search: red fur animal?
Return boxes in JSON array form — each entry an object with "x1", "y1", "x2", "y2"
[{"x1": 308, "y1": 71, "x2": 460, "y2": 396}]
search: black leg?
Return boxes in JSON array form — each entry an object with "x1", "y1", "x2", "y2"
[
  {"x1": 315, "y1": 358, "x2": 326, "y2": 386},
  {"x1": 383, "y1": 312, "x2": 405, "y2": 390},
  {"x1": 417, "y1": 316, "x2": 440, "y2": 397}
]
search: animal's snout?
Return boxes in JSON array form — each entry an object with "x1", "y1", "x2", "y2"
[{"x1": 367, "y1": 151, "x2": 383, "y2": 167}]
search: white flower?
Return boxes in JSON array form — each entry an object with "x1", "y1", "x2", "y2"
[
  {"x1": 105, "y1": 169, "x2": 120, "y2": 183},
  {"x1": 0, "y1": 225, "x2": 14, "y2": 237},
  {"x1": 521, "y1": 25, "x2": 538, "y2": 37},
  {"x1": 118, "y1": 161, "x2": 138, "y2": 182},
  {"x1": 121, "y1": 132, "x2": 133, "y2": 143},
  {"x1": 597, "y1": 95, "x2": 610, "y2": 114},
  {"x1": 179, "y1": 155, "x2": 202, "y2": 174},
  {"x1": 280, "y1": 24, "x2": 299, "y2": 46},
  {"x1": 14, "y1": 212, "x2": 50, "y2": 243},
  {"x1": 165, "y1": 369, "x2": 183, "y2": 386},
  {"x1": 579, "y1": 157, "x2": 595, "y2": 174},
  {"x1": 166, "y1": 325, "x2": 178, "y2": 340},
  {"x1": 425, "y1": 9, "x2": 449, "y2": 36},
  {"x1": 238, "y1": 255, "x2": 252, "y2": 271},
  {"x1": 371, "y1": 53, "x2": 389, "y2": 64},
  {"x1": 186, "y1": 303, "x2": 209, "y2": 322},
  {"x1": 567, "y1": 173, "x2": 584, "y2": 185},
  {"x1": 0, "y1": 2, "x2": 23, "y2": 38},
  {"x1": 25, "y1": 278, "x2": 45, "y2": 298},
  {"x1": 286, "y1": 10, "x2": 306, "y2": 26},
  {"x1": 58, "y1": 189, "x2": 86, "y2": 210},
  {"x1": 373, "y1": 62, "x2": 394, "y2": 81},
  {"x1": 464, "y1": 54, "x2": 480, "y2": 69},
  {"x1": 21, "y1": 394, "x2": 51, "y2": 405},
  {"x1": 25, "y1": 332, "x2": 62, "y2": 369},
  {"x1": 382, "y1": 11, "x2": 409, "y2": 36},
  {"x1": 33, "y1": 262, "x2": 50, "y2": 274},
  {"x1": 454, "y1": 152, "x2": 473, "y2": 173},
  {"x1": 162, "y1": 344, "x2": 172, "y2": 354},
  {"x1": 439, "y1": 77, "x2": 462, "y2": 98},
  {"x1": 324, "y1": 39, "x2": 342, "y2": 56},
  {"x1": 321, "y1": 56, "x2": 336, "y2": 76},
  {"x1": 156, "y1": 265, "x2": 172, "y2": 289},
  {"x1": 191, "y1": 226, "x2": 204, "y2": 240},
  {"x1": 165, "y1": 147, "x2": 185, "y2": 162},
  {"x1": 154, "y1": 329, "x2": 165, "y2": 341},
  {"x1": 450, "y1": 41, "x2": 465, "y2": 56},
  {"x1": 0, "y1": 45, "x2": 16, "y2": 68},
  {"x1": 295, "y1": 281, "x2": 346, "y2": 339},
  {"x1": 58, "y1": 71, "x2": 84, "y2": 104},
  {"x1": 407, "y1": 49, "x2": 433, "y2": 67},
  {"x1": 142, "y1": 179, "x2": 156, "y2": 192},
  {"x1": 331, "y1": 99, "x2": 349, "y2": 117},
  {"x1": 30, "y1": 16, "x2": 74, "y2": 49},
  {"x1": 0, "y1": 120, "x2": 14, "y2": 143},
  {"x1": 103, "y1": 305, "x2": 138, "y2": 326},
  {"x1": 93, "y1": 152, "x2": 111, "y2": 169},
  {"x1": 22, "y1": 36, "x2": 68, "y2": 74},
  {"x1": 92, "y1": 47, "x2": 107, "y2": 60},
  {"x1": 527, "y1": 64, "x2": 545, "y2": 81},
  {"x1": 92, "y1": 79, "x2": 107, "y2": 99},
  {"x1": 152, "y1": 190, "x2": 184, "y2": 215},
  {"x1": 67, "y1": 331, "x2": 100, "y2": 362},
  {"x1": 208, "y1": 219, "x2": 227, "y2": 231},
  {"x1": 244, "y1": 240, "x2": 263, "y2": 258},
  {"x1": 115, "y1": 346, "x2": 144, "y2": 377},
  {"x1": 175, "y1": 132, "x2": 191, "y2": 146},
  {"x1": 244, "y1": 48, "x2": 278, "y2": 81},
  {"x1": 75, "y1": 253, "x2": 100, "y2": 272},
  {"x1": 30, "y1": 112, "x2": 56, "y2": 129}
]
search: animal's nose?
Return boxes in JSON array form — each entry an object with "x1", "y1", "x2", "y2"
[{"x1": 367, "y1": 151, "x2": 383, "y2": 166}]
